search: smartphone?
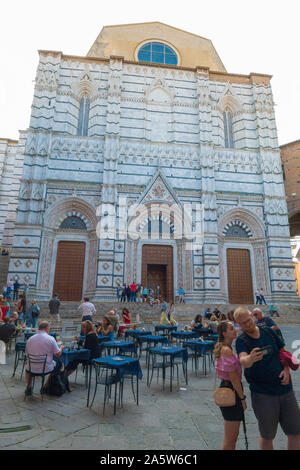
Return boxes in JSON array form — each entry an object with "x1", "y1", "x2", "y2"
[{"x1": 258, "y1": 345, "x2": 273, "y2": 356}]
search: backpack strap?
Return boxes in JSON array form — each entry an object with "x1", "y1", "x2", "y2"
[{"x1": 240, "y1": 326, "x2": 277, "y2": 354}]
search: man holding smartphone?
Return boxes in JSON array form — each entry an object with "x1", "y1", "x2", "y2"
[{"x1": 234, "y1": 307, "x2": 300, "y2": 450}]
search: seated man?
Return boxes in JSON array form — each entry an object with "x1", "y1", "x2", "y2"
[
  {"x1": 269, "y1": 304, "x2": 280, "y2": 318},
  {"x1": 25, "y1": 321, "x2": 64, "y2": 396},
  {"x1": 0, "y1": 317, "x2": 16, "y2": 344},
  {"x1": 252, "y1": 308, "x2": 283, "y2": 341}
]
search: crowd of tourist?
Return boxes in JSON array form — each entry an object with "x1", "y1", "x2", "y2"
[
  {"x1": 1, "y1": 290, "x2": 299, "y2": 451},
  {"x1": 116, "y1": 282, "x2": 185, "y2": 305}
]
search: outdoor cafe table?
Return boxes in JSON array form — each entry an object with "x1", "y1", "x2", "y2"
[
  {"x1": 61, "y1": 347, "x2": 91, "y2": 368},
  {"x1": 137, "y1": 334, "x2": 169, "y2": 360},
  {"x1": 89, "y1": 355, "x2": 143, "y2": 411},
  {"x1": 147, "y1": 346, "x2": 188, "y2": 391},
  {"x1": 154, "y1": 325, "x2": 177, "y2": 335},
  {"x1": 194, "y1": 327, "x2": 213, "y2": 339},
  {"x1": 101, "y1": 340, "x2": 137, "y2": 357},
  {"x1": 184, "y1": 340, "x2": 215, "y2": 375},
  {"x1": 124, "y1": 329, "x2": 152, "y2": 340},
  {"x1": 171, "y1": 331, "x2": 198, "y2": 345}
]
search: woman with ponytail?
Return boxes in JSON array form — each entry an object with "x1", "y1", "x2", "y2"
[{"x1": 214, "y1": 320, "x2": 247, "y2": 450}]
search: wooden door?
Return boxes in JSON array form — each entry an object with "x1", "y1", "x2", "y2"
[
  {"x1": 141, "y1": 245, "x2": 173, "y2": 301},
  {"x1": 147, "y1": 264, "x2": 167, "y2": 299},
  {"x1": 53, "y1": 241, "x2": 86, "y2": 301},
  {"x1": 227, "y1": 248, "x2": 253, "y2": 304}
]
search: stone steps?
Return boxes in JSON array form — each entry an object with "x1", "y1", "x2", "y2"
[{"x1": 34, "y1": 301, "x2": 300, "y2": 324}]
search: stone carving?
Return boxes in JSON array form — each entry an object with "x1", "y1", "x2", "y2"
[
  {"x1": 35, "y1": 66, "x2": 59, "y2": 92},
  {"x1": 71, "y1": 67, "x2": 98, "y2": 100},
  {"x1": 254, "y1": 84, "x2": 274, "y2": 114},
  {"x1": 145, "y1": 78, "x2": 176, "y2": 103},
  {"x1": 51, "y1": 136, "x2": 104, "y2": 161},
  {"x1": 214, "y1": 150, "x2": 260, "y2": 174}
]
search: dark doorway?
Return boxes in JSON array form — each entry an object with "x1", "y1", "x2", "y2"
[
  {"x1": 141, "y1": 245, "x2": 173, "y2": 301},
  {"x1": 53, "y1": 241, "x2": 85, "y2": 301}
]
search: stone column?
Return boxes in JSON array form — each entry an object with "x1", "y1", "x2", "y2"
[{"x1": 197, "y1": 68, "x2": 225, "y2": 302}]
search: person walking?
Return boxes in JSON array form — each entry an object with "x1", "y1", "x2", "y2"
[
  {"x1": 78, "y1": 297, "x2": 96, "y2": 323},
  {"x1": 214, "y1": 320, "x2": 247, "y2": 450},
  {"x1": 49, "y1": 293, "x2": 60, "y2": 323},
  {"x1": 25, "y1": 299, "x2": 40, "y2": 329},
  {"x1": 234, "y1": 307, "x2": 300, "y2": 450},
  {"x1": 259, "y1": 289, "x2": 267, "y2": 305},
  {"x1": 255, "y1": 290, "x2": 261, "y2": 305}
]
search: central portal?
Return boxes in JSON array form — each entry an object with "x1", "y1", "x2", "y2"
[{"x1": 141, "y1": 245, "x2": 173, "y2": 301}]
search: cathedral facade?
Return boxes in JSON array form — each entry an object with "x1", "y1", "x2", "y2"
[{"x1": 2, "y1": 22, "x2": 298, "y2": 304}]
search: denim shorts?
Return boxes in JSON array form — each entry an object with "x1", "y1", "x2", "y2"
[{"x1": 251, "y1": 390, "x2": 300, "y2": 439}]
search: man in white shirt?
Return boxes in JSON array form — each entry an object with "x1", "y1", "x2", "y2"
[
  {"x1": 25, "y1": 321, "x2": 64, "y2": 396},
  {"x1": 78, "y1": 297, "x2": 96, "y2": 323}
]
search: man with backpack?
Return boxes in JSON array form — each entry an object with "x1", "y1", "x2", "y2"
[{"x1": 234, "y1": 307, "x2": 300, "y2": 450}]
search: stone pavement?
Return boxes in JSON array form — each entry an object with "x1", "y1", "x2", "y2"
[{"x1": 0, "y1": 325, "x2": 299, "y2": 451}]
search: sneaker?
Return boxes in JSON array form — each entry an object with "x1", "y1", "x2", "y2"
[{"x1": 25, "y1": 387, "x2": 32, "y2": 396}]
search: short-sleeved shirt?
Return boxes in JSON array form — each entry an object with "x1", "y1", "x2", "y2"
[
  {"x1": 25, "y1": 331, "x2": 60, "y2": 373},
  {"x1": 78, "y1": 301, "x2": 96, "y2": 318},
  {"x1": 236, "y1": 326, "x2": 292, "y2": 396},
  {"x1": 216, "y1": 354, "x2": 242, "y2": 382},
  {"x1": 178, "y1": 289, "x2": 185, "y2": 295},
  {"x1": 130, "y1": 284, "x2": 137, "y2": 292},
  {"x1": 255, "y1": 316, "x2": 276, "y2": 328}
]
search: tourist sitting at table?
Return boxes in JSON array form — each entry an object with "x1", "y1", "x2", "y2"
[
  {"x1": 25, "y1": 321, "x2": 64, "y2": 396},
  {"x1": 96, "y1": 315, "x2": 114, "y2": 341},
  {"x1": 190, "y1": 314, "x2": 203, "y2": 331},
  {"x1": 203, "y1": 315, "x2": 218, "y2": 334},
  {"x1": 118, "y1": 308, "x2": 131, "y2": 337},
  {"x1": 0, "y1": 295, "x2": 9, "y2": 321},
  {"x1": 0, "y1": 316, "x2": 16, "y2": 344},
  {"x1": 65, "y1": 320, "x2": 101, "y2": 390}
]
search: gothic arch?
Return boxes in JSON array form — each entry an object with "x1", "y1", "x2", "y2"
[
  {"x1": 44, "y1": 197, "x2": 98, "y2": 231},
  {"x1": 222, "y1": 220, "x2": 252, "y2": 238},
  {"x1": 217, "y1": 83, "x2": 243, "y2": 115},
  {"x1": 219, "y1": 208, "x2": 265, "y2": 239}
]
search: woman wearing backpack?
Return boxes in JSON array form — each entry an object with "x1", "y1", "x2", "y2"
[{"x1": 25, "y1": 299, "x2": 40, "y2": 329}]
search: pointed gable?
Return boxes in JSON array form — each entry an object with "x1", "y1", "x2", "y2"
[{"x1": 138, "y1": 170, "x2": 181, "y2": 207}]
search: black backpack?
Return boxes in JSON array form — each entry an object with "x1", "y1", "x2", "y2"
[{"x1": 44, "y1": 367, "x2": 67, "y2": 397}]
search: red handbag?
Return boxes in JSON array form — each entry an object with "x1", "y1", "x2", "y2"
[{"x1": 279, "y1": 350, "x2": 299, "y2": 371}]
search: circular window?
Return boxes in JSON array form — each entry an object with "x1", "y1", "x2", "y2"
[{"x1": 138, "y1": 42, "x2": 178, "y2": 65}]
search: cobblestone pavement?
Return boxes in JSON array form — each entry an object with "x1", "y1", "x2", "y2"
[{"x1": 0, "y1": 325, "x2": 299, "y2": 450}]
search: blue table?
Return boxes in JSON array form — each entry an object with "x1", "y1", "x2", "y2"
[
  {"x1": 125, "y1": 330, "x2": 152, "y2": 340},
  {"x1": 137, "y1": 334, "x2": 169, "y2": 359},
  {"x1": 61, "y1": 348, "x2": 91, "y2": 367},
  {"x1": 193, "y1": 328, "x2": 212, "y2": 338},
  {"x1": 184, "y1": 340, "x2": 215, "y2": 375},
  {"x1": 90, "y1": 356, "x2": 143, "y2": 413},
  {"x1": 147, "y1": 346, "x2": 188, "y2": 391},
  {"x1": 154, "y1": 325, "x2": 177, "y2": 335},
  {"x1": 171, "y1": 331, "x2": 198, "y2": 344},
  {"x1": 101, "y1": 340, "x2": 137, "y2": 356}
]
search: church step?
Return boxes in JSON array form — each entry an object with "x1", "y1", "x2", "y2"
[{"x1": 30, "y1": 301, "x2": 300, "y2": 324}]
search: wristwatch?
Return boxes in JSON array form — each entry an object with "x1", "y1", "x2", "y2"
[{"x1": 240, "y1": 395, "x2": 246, "y2": 401}]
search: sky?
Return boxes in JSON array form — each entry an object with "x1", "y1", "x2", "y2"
[{"x1": 1, "y1": 0, "x2": 299, "y2": 145}]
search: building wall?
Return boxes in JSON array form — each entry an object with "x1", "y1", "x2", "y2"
[{"x1": 1, "y1": 28, "x2": 298, "y2": 303}]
